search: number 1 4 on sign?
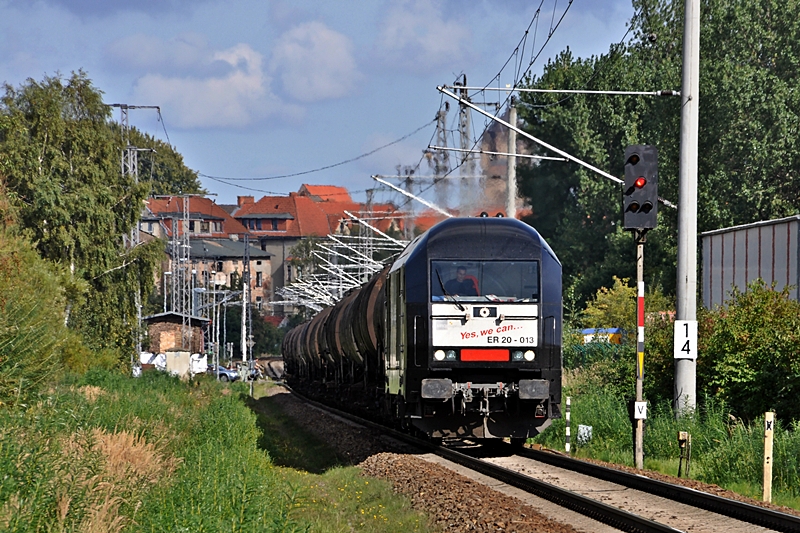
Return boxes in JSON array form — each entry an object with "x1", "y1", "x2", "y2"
[{"x1": 674, "y1": 320, "x2": 698, "y2": 359}]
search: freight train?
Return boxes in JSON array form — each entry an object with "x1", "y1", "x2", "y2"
[{"x1": 282, "y1": 216, "x2": 562, "y2": 443}]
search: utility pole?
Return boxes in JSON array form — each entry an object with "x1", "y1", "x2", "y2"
[
  {"x1": 180, "y1": 197, "x2": 192, "y2": 351},
  {"x1": 431, "y1": 103, "x2": 451, "y2": 208},
  {"x1": 675, "y1": 0, "x2": 700, "y2": 416},
  {"x1": 110, "y1": 103, "x2": 159, "y2": 375},
  {"x1": 506, "y1": 98, "x2": 517, "y2": 219},
  {"x1": 456, "y1": 75, "x2": 477, "y2": 208}
]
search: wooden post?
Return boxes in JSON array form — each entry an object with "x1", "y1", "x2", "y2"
[{"x1": 763, "y1": 411, "x2": 774, "y2": 503}]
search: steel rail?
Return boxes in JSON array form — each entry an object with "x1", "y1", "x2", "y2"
[
  {"x1": 521, "y1": 448, "x2": 800, "y2": 533},
  {"x1": 284, "y1": 386, "x2": 681, "y2": 533}
]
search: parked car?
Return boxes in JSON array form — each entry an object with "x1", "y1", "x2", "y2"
[{"x1": 207, "y1": 365, "x2": 240, "y2": 382}]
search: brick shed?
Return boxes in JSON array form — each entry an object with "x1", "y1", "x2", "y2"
[{"x1": 144, "y1": 312, "x2": 209, "y2": 353}]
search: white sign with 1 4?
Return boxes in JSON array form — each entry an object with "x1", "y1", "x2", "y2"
[{"x1": 674, "y1": 320, "x2": 698, "y2": 359}]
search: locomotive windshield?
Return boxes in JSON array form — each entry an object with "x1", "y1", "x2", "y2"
[{"x1": 430, "y1": 260, "x2": 539, "y2": 303}]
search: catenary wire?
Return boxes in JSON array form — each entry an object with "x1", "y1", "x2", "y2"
[{"x1": 200, "y1": 119, "x2": 436, "y2": 183}]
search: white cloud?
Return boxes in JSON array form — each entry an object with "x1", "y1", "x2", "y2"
[
  {"x1": 269, "y1": 21, "x2": 361, "y2": 103},
  {"x1": 106, "y1": 33, "x2": 224, "y2": 76},
  {"x1": 374, "y1": 0, "x2": 471, "y2": 74},
  {"x1": 132, "y1": 43, "x2": 302, "y2": 129}
]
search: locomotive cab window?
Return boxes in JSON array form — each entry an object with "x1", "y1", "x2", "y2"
[{"x1": 430, "y1": 260, "x2": 539, "y2": 302}]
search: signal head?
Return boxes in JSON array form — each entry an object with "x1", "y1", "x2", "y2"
[{"x1": 622, "y1": 145, "x2": 658, "y2": 230}]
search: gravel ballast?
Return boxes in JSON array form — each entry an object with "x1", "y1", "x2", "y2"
[{"x1": 262, "y1": 385, "x2": 799, "y2": 532}]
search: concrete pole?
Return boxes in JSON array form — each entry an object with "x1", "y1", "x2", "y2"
[
  {"x1": 506, "y1": 98, "x2": 517, "y2": 219},
  {"x1": 675, "y1": 0, "x2": 700, "y2": 415}
]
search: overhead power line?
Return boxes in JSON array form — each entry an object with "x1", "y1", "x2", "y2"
[
  {"x1": 441, "y1": 87, "x2": 680, "y2": 97},
  {"x1": 199, "y1": 118, "x2": 436, "y2": 183}
]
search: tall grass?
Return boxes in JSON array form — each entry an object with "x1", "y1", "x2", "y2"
[
  {"x1": 0, "y1": 371, "x2": 434, "y2": 532},
  {"x1": 0, "y1": 370, "x2": 307, "y2": 532},
  {"x1": 534, "y1": 389, "x2": 800, "y2": 505}
]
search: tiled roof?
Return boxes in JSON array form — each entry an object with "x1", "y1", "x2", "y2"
[
  {"x1": 146, "y1": 196, "x2": 249, "y2": 237},
  {"x1": 233, "y1": 193, "x2": 329, "y2": 238},
  {"x1": 232, "y1": 185, "x2": 404, "y2": 239},
  {"x1": 293, "y1": 194, "x2": 334, "y2": 236},
  {"x1": 298, "y1": 184, "x2": 352, "y2": 203}
]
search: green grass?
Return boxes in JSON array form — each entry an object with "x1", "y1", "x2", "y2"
[
  {"x1": 247, "y1": 382, "x2": 435, "y2": 532},
  {"x1": 0, "y1": 371, "x2": 434, "y2": 532},
  {"x1": 248, "y1": 384, "x2": 345, "y2": 473},
  {"x1": 532, "y1": 389, "x2": 800, "y2": 509}
]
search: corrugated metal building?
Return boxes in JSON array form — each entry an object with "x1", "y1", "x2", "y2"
[{"x1": 701, "y1": 215, "x2": 800, "y2": 308}]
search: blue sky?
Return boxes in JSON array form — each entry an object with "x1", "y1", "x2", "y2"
[{"x1": 0, "y1": 0, "x2": 633, "y2": 207}]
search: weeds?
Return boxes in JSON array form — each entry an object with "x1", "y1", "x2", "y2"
[{"x1": 0, "y1": 371, "x2": 434, "y2": 532}]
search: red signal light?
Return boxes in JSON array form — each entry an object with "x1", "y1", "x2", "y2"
[{"x1": 634, "y1": 177, "x2": 647, "y2": 188}]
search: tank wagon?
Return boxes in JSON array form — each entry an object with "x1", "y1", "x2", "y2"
[{"x1": 282, "y1": 216, "x2": 563, "y2": 442}]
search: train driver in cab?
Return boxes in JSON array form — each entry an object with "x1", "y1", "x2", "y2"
[{"x1": 445, "y1": 266, "x2": 478, "y2": 296}]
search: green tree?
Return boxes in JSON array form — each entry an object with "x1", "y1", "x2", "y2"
[
  {"x1": 0, "y1": 72, "x2": 163, "y2": 364},
  {"x1": 288, "y1": 235, "x2": 323, "y2": 279},
  {"x1": 123, "y1": 127, "x2": 205, "y2": 196},
  {"x1": 223, "y1": 305, "x2": 285, "y2": 357},
  {"x1": 518, "y1": 0, "x2": 800, "y2": 306}
]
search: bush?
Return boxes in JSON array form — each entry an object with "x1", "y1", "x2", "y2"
[
  {"x1": 700, "y1": 280, "x2": 800, "y2": 421},
  {"x1": 0, "y1": 230, "x2": 75, "y2": 406}
]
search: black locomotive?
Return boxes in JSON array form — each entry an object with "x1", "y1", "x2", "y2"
[{"x1": 282, "y1": 216, "x2": 563, "y2": 442}]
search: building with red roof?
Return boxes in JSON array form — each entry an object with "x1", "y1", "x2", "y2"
[
  {"x1": 230, "y1": 185, "x2": 404, "y2": 316},
  {"x1": 142, "y1": 195, "x2": 272, "y2": 309},
  {"x1": 298, "y1": 184, "x2": 353, "y2": 203}
]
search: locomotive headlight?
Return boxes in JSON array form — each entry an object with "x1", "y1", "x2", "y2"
[
  {"x1": 434, "y1": 350, "x2": 446, "y2": 361},
  {"x1": 512, "y1": 350, "x2": 524, "y2": 361},
  {"x1": 445, "y1": 350, "x2": 457, "y2": 360},
  {"x1": 524, "y1": 350, "x2": 535, "y2": 361}
]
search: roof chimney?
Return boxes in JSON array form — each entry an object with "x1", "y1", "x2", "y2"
[{"x1": 237, "y1": 196, "x2": 254, "y2": 207}]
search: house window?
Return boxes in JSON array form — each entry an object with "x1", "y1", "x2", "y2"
[
  {"x1": 201, "y1": 221, "x2": 210, "y2": 233},
  {"x1": 189, "y1": 221, "x2": 195, "y2": 232},
  {"x1": 286, "y1": 264, "x2": 292, "y2": 282},
  {"x1": 271, "y1": 219, "x2": 279, "y2": 230},
  {"x1": 213, "y1": 221, "x2": 222, "y2": 232},
  {"x1": 256, "y1": 271, "x2": 262, "y2": 287},
  {"x1": 256, "y1": 219, "x2": 262, "y2": 230},
  {"x1": 256, "y1": 260, "x2": 262, "y2": 265},
  {"x1": 256, "y1": 296, "x2": 263, "y2": 310},
  {"x1": 216, "y1": 261, "x2": 223, "y2": 272}
]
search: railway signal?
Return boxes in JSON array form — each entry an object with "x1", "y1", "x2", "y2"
[{"x1": 623, "y1": 145, "x2": 658, "y2": 230}]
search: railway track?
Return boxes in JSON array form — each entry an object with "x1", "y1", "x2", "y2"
[{"x1": 287, "y1": 386, "x2": 800, "y2": 533}]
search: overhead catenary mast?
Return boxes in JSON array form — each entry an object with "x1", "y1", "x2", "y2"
[
  {"x1": 242, "y1": 233, "x2": 250, "y2": 366},
  {"x1": 110, "y1": 103, "x2": 160, "y2": 373},
  {"x1": 455, "y1": 75, "x2": 478, "y2": 208},
  {"x1": 430, "y1": 103, "x2": 451, "y2": 208}
]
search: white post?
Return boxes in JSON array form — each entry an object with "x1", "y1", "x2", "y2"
[{"x1": 565, "y1": 396, "x2": 571, "y2": 454}]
